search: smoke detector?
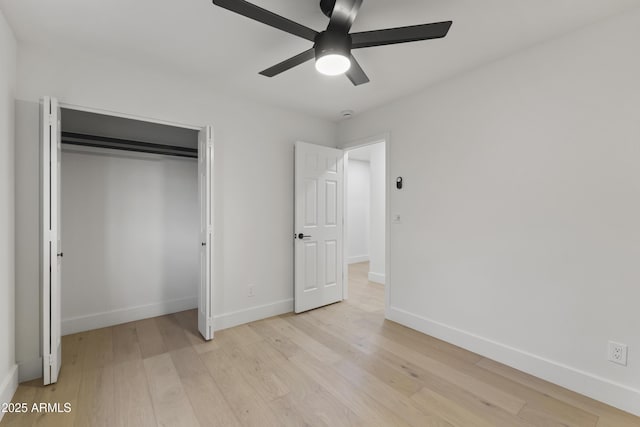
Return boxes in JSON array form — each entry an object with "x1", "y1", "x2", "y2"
[{"x1": 341, "y1": 110, "x2": 354, "y2": 120}]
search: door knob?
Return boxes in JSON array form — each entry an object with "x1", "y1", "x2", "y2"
[{"x1": 297, "y1": 233, "x2": 311, "y2": 239}]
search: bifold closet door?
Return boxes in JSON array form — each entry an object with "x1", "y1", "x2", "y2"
[
  {"x1": 41, "y1": 96, "x2": 62, "y2": 385},
  {"x1": 198, "y1": 126, "x2": 214, "y2": 340}
]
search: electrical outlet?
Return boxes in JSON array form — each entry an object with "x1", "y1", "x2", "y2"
[
  {"x1": 608, "y1": 341, "x2": 628, "y2": 366},
  {"x1": 248, "y1": 284, "x2": 255, "y2": 297}
]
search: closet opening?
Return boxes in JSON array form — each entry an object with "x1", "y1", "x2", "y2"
[{"x1": 58, "y1": 107, "x2": 204, "y2": 337}]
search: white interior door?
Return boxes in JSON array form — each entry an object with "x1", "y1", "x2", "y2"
[
  {"x1": 198, "y1": 126, "x2": 214, "y2": 340},
  {"x1": 41, "y1": 96, "x2": 62, "y2": 385},
  {"x1": 294, "y1": 142, "x2": 344, "y2": 313}
]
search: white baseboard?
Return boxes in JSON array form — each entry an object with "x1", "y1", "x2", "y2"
[
  {"x1": 387, "y1": 306, "x2": 640, "y2": 417},
  {"x1": 368, "y1": 271, "x2": 385, "y2": 284},
  {"x1": 214, "y1": 298, "x2": 293, "y2": 331},
  {"x1": 18, "y1": 357, "x2": 42, "y2": 383},
  {"x1": 348, "y1": 255, "x2": 369, "y2": 264},
  {"x1": 0, "y1": 364, "x2": 18, "y2": 421},
  {"x1": 61, "y1": 296, "x2": 197, "y2": 335}
]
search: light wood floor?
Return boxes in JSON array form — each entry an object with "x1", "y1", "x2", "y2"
[{"x1": 3, "y1": 262, "x2": 639, "y2": 426}]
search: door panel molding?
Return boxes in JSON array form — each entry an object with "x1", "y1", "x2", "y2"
[{"x1": 294, "y1": 142, "x2": 344, "y2": 313}]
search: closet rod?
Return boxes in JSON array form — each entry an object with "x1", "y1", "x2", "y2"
[{"x1": 61, "y1": 132, "x2": 198, "y2": 158}]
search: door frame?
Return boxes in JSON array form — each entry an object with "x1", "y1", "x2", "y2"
[
  {"x1": 42, "y1": 100, "x2": 215, "y2": 362},
  {"x1": 341, "y1": 132, "x2": 391, "y2": 316}
]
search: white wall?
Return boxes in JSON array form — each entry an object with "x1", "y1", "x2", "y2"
[
  {"x1": 14, "y1": 100, "x2": 41, "y2": 382},
  {"x1": 14, "y1": 44, "x2": 337, "y2": 381},
  {"x1": 338, "y1": 8, "x2": 640, "y2": 416},
  {"x1": 346, "y1": 159, "x2": 370, "y2": 264},
  {"x1": 0, "y1": 9, "x2": 17, "y2": 413},
  {"x1": 368, "y1": 143, "x2": 386, "y2": 284},
  {"x1": 60, "y1": 148, "x2": 199, "y2": 335}
]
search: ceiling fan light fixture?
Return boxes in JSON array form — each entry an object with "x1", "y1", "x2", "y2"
[
  {"x1": 315, "y1": 53, "x2": 351, "y2": 76},
  {"x1": 313, "y1": 30, "x2": 352, "y2": 76}
]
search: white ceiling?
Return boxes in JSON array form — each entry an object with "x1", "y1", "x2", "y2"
[{"x1": 2, "y1": 0, "x2": 638, "y2": 121}]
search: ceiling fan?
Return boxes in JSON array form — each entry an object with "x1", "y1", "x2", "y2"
[{"x1": 211, "y1": 0, "x2": 452, "y2": 85}]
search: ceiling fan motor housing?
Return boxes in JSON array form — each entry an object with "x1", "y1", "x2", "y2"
[{"x1": 314, "y1": 30, "x2": 352, "y2": 60}]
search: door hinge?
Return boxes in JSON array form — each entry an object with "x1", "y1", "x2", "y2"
[
  {"x1": 46, "y1": 353, "x2": 56, "y2": 367},
  {"x1": 206, "y1": 317, "x2": 213, "y2": 332}
]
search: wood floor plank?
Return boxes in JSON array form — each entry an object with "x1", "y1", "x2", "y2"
[
  {"x1": 247, "y1": 340, "x2": 363, "y2": 427},
  {"x1": 180, "y1": 373, "x2": 241, "y2": 427},
  {"x1": 368, "y1": 333, "x2": 527, "y2": 415},
  {"x1": 112, "y1": 322, "x2": 142, "y2": 364},
  {"x1": 289, "y1": 347, "x2": 413, "y2": 427},
  {"x1": 154, "y1": 314, "x2": 192, "y2": 352},
  {"x1": 265, "y1": 396, "x2": 315, "y2": 427},
  {"x1": 169, "y1": 346, "x2": 209, "y2": 380},
  {"x1": 333, "y1": 358, "x2": 453, "y2": 427},
  {"x1": 290, "y1": 311, "x2": 447, "y2": 399},
  {"x1": 219, "y1": 323, "x2": 264, "y2": 348},
  {"x1": 518, "y1": 403, "x2": 595, "y2": 427},
  {"x1": 263, "y1": 316, "x2": 342, "y2": 363},
  {"x1": 223, "y1": 343, "x2": 291, "y2": 402},
  {"x1": 143, "y1": 354, "x2": 200, "y2": 427},
  {"x1": 112, "y1": 359, "x2": 156, "y2": 427},
  {"x1": 135, "y1": 317, "x2": 167, "y2": 359},
  {"x1": 293, "y1": 315, "x2": 427, "y2": 397},
  {"x1": 201, "y1": 348, "x2": 283, "y2": 427},
  {"x1": 269, "y1": 390, "x2": 363, "y2": 427},
  {"x1": 73, "y1": 365, "x2": 115, "y2": 427},
  {"x1": 81, "y1": 327, "x2": 114, "y2": 369},
  {"x1": 283, "y1": 313, "x2": 365, "y2": 360},
  {"x1": 411, "y1": 386, "x2": 496, "y2": 427},
  {"x1": 247, "y1": 319, "x2": 302, "y2": 359},
  {"x1": 61, "y1": 331, "x2": 89, "y2": 370}
]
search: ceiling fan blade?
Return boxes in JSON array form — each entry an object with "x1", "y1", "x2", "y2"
[
  {"x1": 345, "y1": 55, "x2": 369, "y2": 86},
  {"x1": 327, "y1": 0, "x2": 363, "y2": 33},
  {"x1": 259, "y1": 49, "x2": 315, "y2": 77},
  {"x1": 351, "y1": 21, "x2": 452, "y2": 49},
  {"x1": 212, "y1": 0, "x2": 318, "y2": 42}
]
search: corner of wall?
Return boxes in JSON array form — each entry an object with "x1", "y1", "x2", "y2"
[{"x1": 0, "y1": 7, "x2": 18, "y2": 417}]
